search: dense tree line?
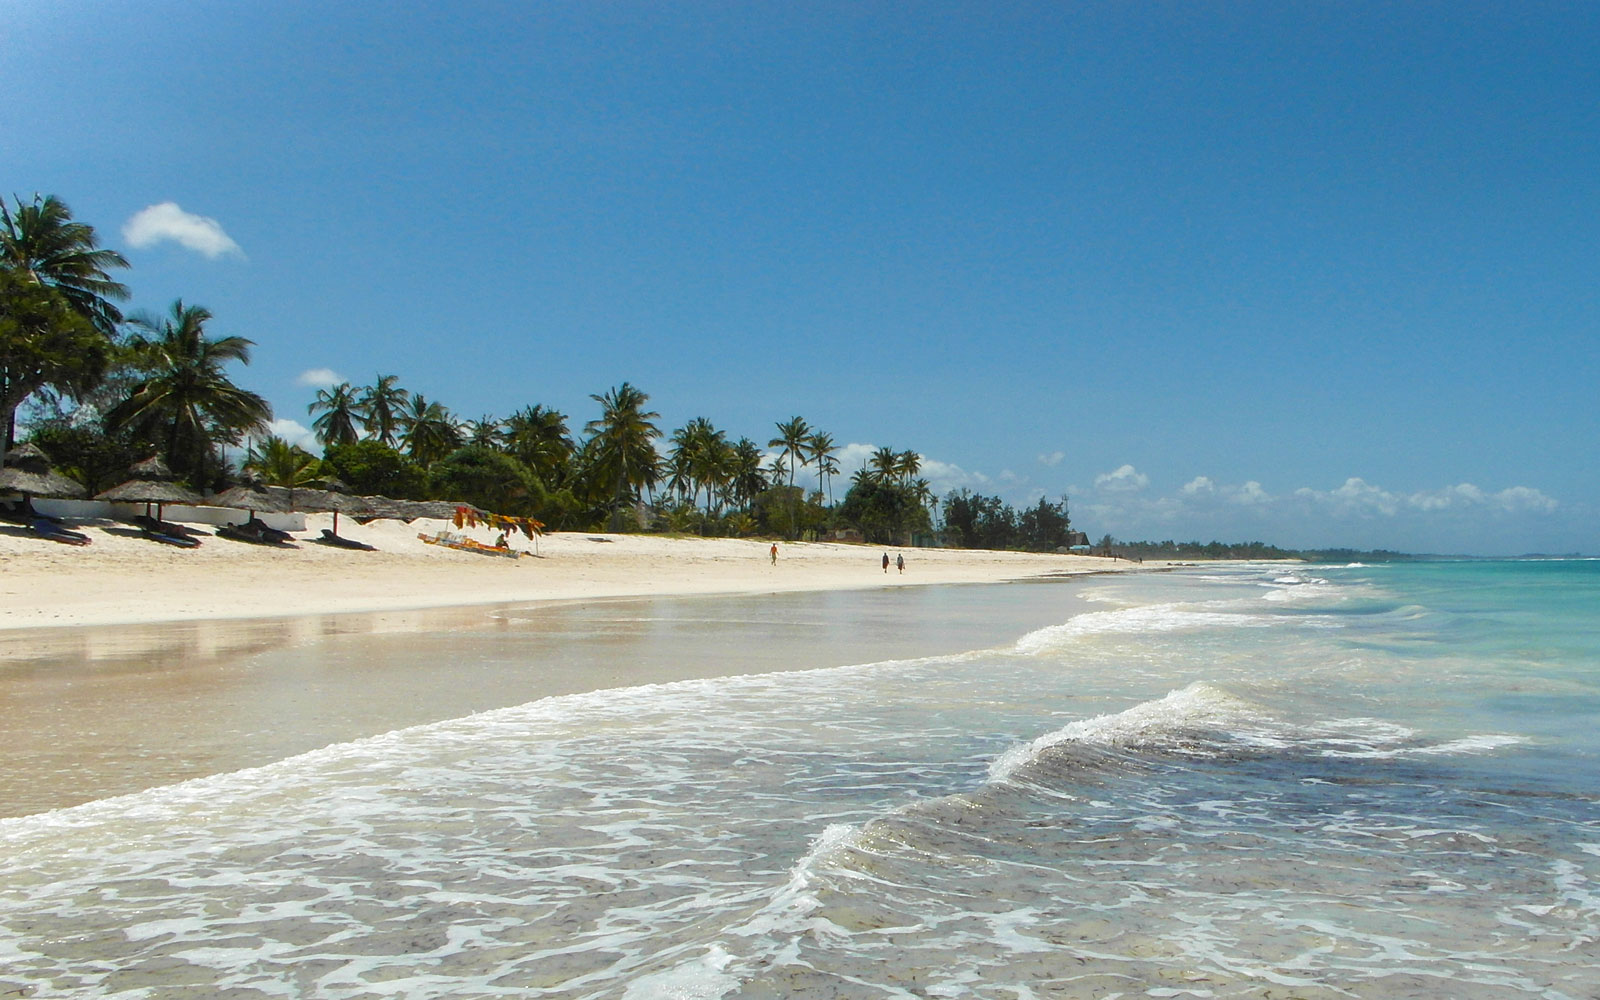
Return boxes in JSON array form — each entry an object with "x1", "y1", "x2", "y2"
[
  {"x1": 4, "y1": 192, "x2": 981, "y2": 543},
  {"x1": 940, "y1": 490, "x2": 1077, "y2": 552}
]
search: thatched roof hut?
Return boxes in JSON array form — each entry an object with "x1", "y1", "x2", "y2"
[
  {"x1": 95, "y1": 458, "x2": 204, "y2": 515},
  {"x1": 0, "y1": 444, "x2": 87, "y2": 499}
]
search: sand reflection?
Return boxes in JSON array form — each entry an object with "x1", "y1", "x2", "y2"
[{"x1": 0, "y1": 583, "x2": 1079, "y2": 818}]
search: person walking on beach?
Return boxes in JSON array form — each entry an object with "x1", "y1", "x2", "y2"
[
  {"x1": 896, "y1": 553, "x2": 905, "y2": 574},
  {"x1": 882, "y1": 552, "x2": 889, "y2": 573},
  {"x1": 770, "y1": 542, "x2": 778, "y2": 566}
]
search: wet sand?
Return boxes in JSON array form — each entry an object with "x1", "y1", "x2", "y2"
[{"x1": 0, "y1": 579, "x2": 1094, "y2": 818}]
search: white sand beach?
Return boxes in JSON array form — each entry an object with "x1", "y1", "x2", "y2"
[{"x1": 0, "y1": 514, "x2": 1150, "y2": 630}]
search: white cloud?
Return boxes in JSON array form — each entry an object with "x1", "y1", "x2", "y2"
[
  {"x1": 1094, "y1": 464, "x2": 1149, "y2": 493},
  {"x1": 1491, "y1": 486, "x2": 1558, "y2": 513},
  {"x1": 1069, "y1": 470, "x2": 1571, "y2": 555},
  {"x1": 296, "y1": 368, "x2": 346, "y2": 389},
  {"x1": 1038, "y1": 451, "x2": 1065, "y2": 467},
  {"x1": 122, "y1": 202, "x2": 243, "y2": 258},
  {"x1": 1285, "y1": 479, "x2": 1558, "y2": 519},
  {"x1": 918, "y1": 456, "x2": 990, "y2": 495},
  {"x1": 263, "y1": 419, "x2": 319, "y2": 452},
  {"x1": 1232, "y1": 480, "x2": 1272, "y2": 506},
  {"x1": 835, "y1": 442, "x2": 880, "y2": 473}
]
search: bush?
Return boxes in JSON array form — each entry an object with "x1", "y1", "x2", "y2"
[{"x1": 321, "y1": 440, "x2": 428, "y2": 499}]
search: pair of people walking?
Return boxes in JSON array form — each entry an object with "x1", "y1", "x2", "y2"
[{"x1": 882, "y1": 552, "x2": 904, "y2": 574}]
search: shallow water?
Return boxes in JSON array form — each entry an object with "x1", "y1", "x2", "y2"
[{"x1": 1, "y1": 562, "x2": 1596, "y2": 998}]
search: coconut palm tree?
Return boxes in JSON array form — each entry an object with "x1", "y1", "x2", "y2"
[
  {"x1": 399, "y1": 394, "x2": 462, "y2": 468},
  {"x1": 108, "y1": 300, "x2": 271, "y2": 485},
  {"x1": 504, "y1": 404, "x2": 573, "y2": 485},
  {"x1": 869, "y1": 446, "x2": 899, "y2": 484},
  {"x1": 584, "y1": 382, "x2": 661, "y2": 530},
  {"x1": 307, "y1": 381, "x2": 362, "y2": 448},
  {"x1": 768, "y1": 416, "x2": 811, "y2": 490},
  {"x1": 463, "y1": 414, "x2": 504, "y2": 449},
  {"x1": 0, "y1": 269, "x2": 105, "y2": 452},
  {"x1": 728, "y1": 437, "x2": 767, "y2": 512},
  {"x1": 895, "y1": 450, "x2": 922, "y2": 484},
  {"x1": 0, "y1": 193, "x2": 129, "y2": 336},
  {"x1": 357, "y1": 374, "x2": 410, "y2": 447},
  {"x1": 243, "y1": 434, "x2": 320, "y2": 488},
  {"x1": 1, "y1": 194, "x2": 129, "y2": 449},
  {"x1": 806, "y1": 430, "x2": 839, "y2": 506}
]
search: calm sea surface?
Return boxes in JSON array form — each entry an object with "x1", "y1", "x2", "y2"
[{"x1": 1, "y1": 561, "x2": 1596, "y2": 998}]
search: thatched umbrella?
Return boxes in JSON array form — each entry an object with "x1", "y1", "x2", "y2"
[
  {"x1": 95, "y1": 457, "x2": 204, "y2": 523},
  {"x1": 211, "y1": 481, "x2": 291, "y2": 519},
  {"x1": 293, "y1": 484, "x2": 376, "y2": 536},
  {"x1": 0, "y1": 444, "x2": 88, "y2": 502}
]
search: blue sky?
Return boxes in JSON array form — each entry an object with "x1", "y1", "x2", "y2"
[{"x1": 4, "y1": 1, "x2": 1595, "y2": 554}]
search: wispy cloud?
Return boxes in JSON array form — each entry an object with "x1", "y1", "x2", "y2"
[
  {"x1": 122, "y1": 202, "x2": 243, "y2": 258},
  {"x1": 1074, "y1": 470, "x2": 1567, "y2": 553},
  {"x1": 296, "y1": 368, "x2": 346, "y2": 389},
  {"x1": 1038, "y1": 450, "x2": 1065, "y2": 467}
]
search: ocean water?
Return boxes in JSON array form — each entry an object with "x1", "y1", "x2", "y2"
[{"x1": 1, "y1": 561, "x2": 1597, "y2": 998}]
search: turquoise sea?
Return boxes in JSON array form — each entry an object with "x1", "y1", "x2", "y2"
[{"x1": 1, "y1": 560, "x2": 1597, "y2": 998}]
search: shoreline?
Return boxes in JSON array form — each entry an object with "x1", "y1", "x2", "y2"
[
  {"x1": 0, "y1": 512, "x2": 1159, "y2": 631},
  {"x1": 0, "y1": 569, "x2": 1130, "y2": 818}
]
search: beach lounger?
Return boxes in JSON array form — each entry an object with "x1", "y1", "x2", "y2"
[
  {"x1": 30, "y1": 517, "x2": 91, "y2": 546},
  {"x1": 316, "y1": 528, "x2": 376, "y2": 551},
  {"x1": 134, "y1": 514, "x2": 206, "y2": 539},
  {"x1": 216, "y1": 520, "x2": 293, "y2": 546},
  {"x1": 140, "y1": 525, "x2": 200, "y2": 547}
]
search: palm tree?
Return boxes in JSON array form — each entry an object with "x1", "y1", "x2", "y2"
[
  {"x1": 504, "y1": 404, "x2": 573, "y2": 484},
  {"x1": 399, "y1": 394, "x2": 462, "y2": 467},
  {"x1": 0, "y1": 193, "x2": 129, "y2": 336},
  {"x1": 1, "y1": 194, "x2": 129, "y2": 449},
  {"x1": 806, "y1": 430, "x2": 839, "y2": 506},
  {"x1": 584, "y1": 382, "x2": 661, "y2": 530},
  {"x1": 463, "y1": 414, "x2": 504, "y2": 449},
  {"x1": 307, "y1": 381, "x2": 362, "y2": 448},
  {"x1": 108, "y1": 300, "x2": 271, "y2": 484},
  {"x1": 895, "y1": 450, "x2": 922, "y2": 484},
  {"x1": 728, "y1": 438, "x2": 767, "y2": 512},
  {"x1": 669, "y1": 417, "x2": 733, "y2": 512},
  {"x1": 768, "y1": 416, "x2": 811, "y2": 490},
  {"x1": 243, "y1": 434, "x2": 320, "y2": 488},
  {"x1": 357, "y1": 374, "x2": 410, "y2": 447},
  {"x1": 869, "y1": 446, "x2": 899, "y2": 484}
]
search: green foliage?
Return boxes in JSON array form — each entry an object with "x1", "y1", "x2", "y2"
[
  {"x1": 307, "y1": 381, "x2": 362, "y2": 448},
  {"x1": 399, "y1": 394, "x2": 462, "y2": 467},
  {"x1": 321, "y1": 439, "x2": 428, "y2": 499},
  {"x1": 753, "y1": 484, "x2": 830, "y2": 540},
  {"x1": 357, "y1": 374, "x2": 410, "y2": 448},
  {"x1": 428, "y1": 445, "x2": 545, "y2": 517},
  {"x1": 107, "y1": 300, "x2": 271, "y2": 487},
  {"x1": 503, "y1": 404, "x2": 573, "y2": 486},
  {"x1": 584, "y1": 382, "x2": 661, "y2": 530},
  {"x1": 941, "y1": 490, "x2": 1073, "y2": 551},
  {"x1": 1017, "y1": 496, "x2": 1073, "y2": 551},
  {"x1": 0, "y1": 193, "x2": 129, "y2": 337},
  {"x1": 0, "y1": 270, "x2": 110, "y2": 449},
  {"x1": 22, "y1": 423, "x2": 144, "y2": 495},
  {"x1": 837, "y1": 479, "x2": 930, "y2": 544},
  {"x1": 941, "y1": 489, "x2": 1014, "y2": 549},
  {"x1": 243, "y1": 435, "x2": 322, "y2": 488}
]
